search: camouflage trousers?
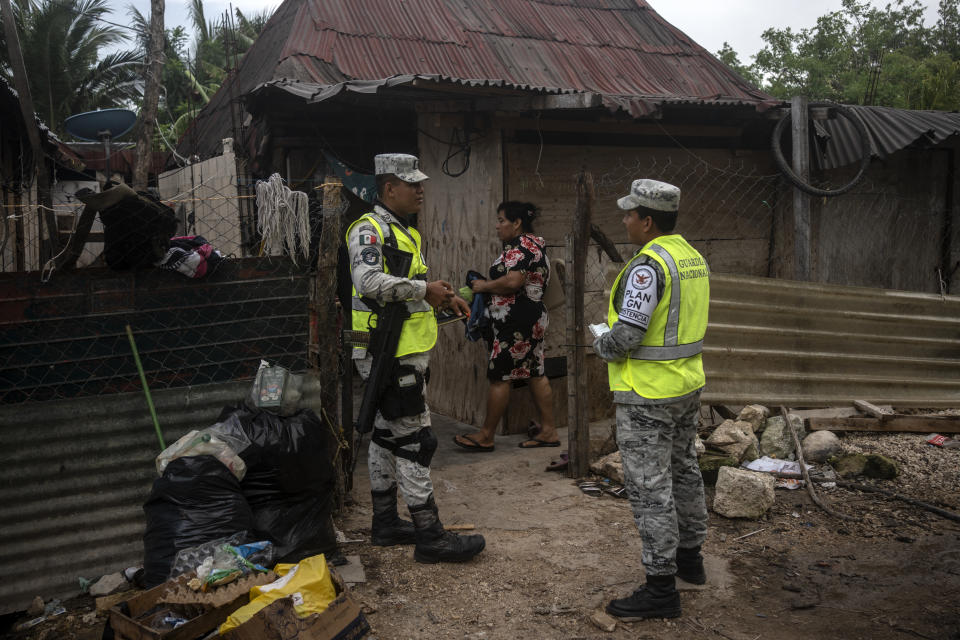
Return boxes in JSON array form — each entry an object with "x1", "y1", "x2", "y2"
[
  {"x1": 356, "y1": 353, "x2": 434, "y2": 506},
  {"x1": 616, "y1": 393, "x2": 708, "y2": 577}
]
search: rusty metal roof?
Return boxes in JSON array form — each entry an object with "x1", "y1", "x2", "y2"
[
  {"x1": 273, "y1": 0, "x2": 774, "y2": 108},
  {"x1": 178, "y1": 0, "x2": 776, "y2": 159}
]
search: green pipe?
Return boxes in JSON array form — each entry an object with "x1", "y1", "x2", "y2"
[{"x1": 125, "y1": 324, "x2": 166, "y2": 451}]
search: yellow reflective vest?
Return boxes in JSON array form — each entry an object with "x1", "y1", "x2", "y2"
[
  {"x1": 607, "y1": 234, "x2": 709, "y2": 399},
  {"x1": 347, "y1": 212, "x2": 438, "y2": 357}
]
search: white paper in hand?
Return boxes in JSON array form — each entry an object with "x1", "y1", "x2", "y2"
[{"x1": 588, "y1": 323, "x2": 611, "y2": 338}]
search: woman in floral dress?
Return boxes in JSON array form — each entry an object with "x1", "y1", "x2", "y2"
[{"x1": 453, "y1": 202, "x2": 560, "y2": 451}]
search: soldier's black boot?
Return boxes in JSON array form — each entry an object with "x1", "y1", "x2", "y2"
[
  {"x1": 606, "y1": 574, "x2": 681, "y2": 620},
  {"x1": 676, "y1": 545, "x2": 706, "y2": 584},
  {"x1": 409, "y1": 495, "x2": 485, "y2": 564},
  {"x1": 370, "y1": 487, "x2": 416, "y2": 546}
]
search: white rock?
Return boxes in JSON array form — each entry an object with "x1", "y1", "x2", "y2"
[
  {"x1": 89, "y1": 572, "x2": 129, "y2": 597},
  {"x1": 738, "y1": 405, "x2": 771, "y2": 433},
  {"x1": 759, "y1": 414, "x2": 806, "y2": 459},
  {"x1": 589, "y1": 451, "x2": 624, "y2": 485},
  {"x1": 694, "y1": 434, "x2": 706, "y2": 456},
  {"x1": 802, "y1": 430, "x2": 842, "y2": 463},
  {"x1": 705, "y1": 419, "x2": 759, "y2": 462},
  {"x1": 713, "y1": 467, "x2": 775, "y2": 519},
  {"x1": 26, "y1": 596, "x2": 44, "y2": 617},
  {"x1": 589, "y1": 609, "x2": 618, "y2": 632}
]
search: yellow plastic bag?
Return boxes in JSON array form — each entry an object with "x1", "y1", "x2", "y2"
[{"x1": 219, "y1": 554, "x2": 338, "y2": 634}]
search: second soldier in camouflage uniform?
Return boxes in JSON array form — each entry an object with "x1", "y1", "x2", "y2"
[
  {"x1": 346, "y1": 153, "x2": 484, "y2": 564},
  {"x1": 593, "y1": 179, "x2": 710, "y2": 620}
]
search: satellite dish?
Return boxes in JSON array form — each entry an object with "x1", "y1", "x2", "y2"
[
  {"x1": 64, "y1": 108, "x2": 137, "y2": 183},
  {"x1": 65, "y1": 108, "x2": 137, "y2": 141}
]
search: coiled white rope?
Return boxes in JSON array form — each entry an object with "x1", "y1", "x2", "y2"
[{"x1": 255, "y1": 173, "x2": 309, "y2": 265}]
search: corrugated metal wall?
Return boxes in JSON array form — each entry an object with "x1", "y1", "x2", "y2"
[
  {"x1": 0, "y1": 257, "x2": 316, "y2": 613},
  {"x1": 704, "y1": 273, "x2": 960, "y2": 407},
  {"x1": 0, "y1": 379, "x2": 324, "y2": 614}
]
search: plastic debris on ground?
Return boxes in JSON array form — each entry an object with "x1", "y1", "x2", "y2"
[
  {"x1": 219, "y1": 554, "x2": 338, "y2": 634},
  {"x1": 927, "y1": 433, "x2": 960, "y2": 449},
  {"x1": 187, "y1": 541, "x2": 274, "y2": 592},
  {"x1": 743, "y1": 456, "x2": 837, "y2": 489}
]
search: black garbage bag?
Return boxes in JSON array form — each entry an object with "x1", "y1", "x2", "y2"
[
  {"x1": 142, "y1": 455, "x2": 253, "y2": 588},
  {"x1": 218, "y1": 404, "x2": 338, "y2": 563}
]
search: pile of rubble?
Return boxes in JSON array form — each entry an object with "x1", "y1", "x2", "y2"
[{"x1": 588, "y1": 403, "x2": 948, "y2": 521}]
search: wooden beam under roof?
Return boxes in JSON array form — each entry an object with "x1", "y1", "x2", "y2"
[{"x1": 415, "y1": 92, "x2": 604, "y2": 113}]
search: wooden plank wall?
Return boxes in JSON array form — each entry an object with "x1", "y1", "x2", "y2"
[
  {"x1": 812, "y1": 148, "x2": 949, "y2": 293},
  {"x1": 505, "y1": 142, "x2": 779, "y2": 427},
  {"x1": 418, "y1": 116, "x2": 504, "y2": 428},
  {"x1": 0, "y1": 182, "x2": 41, "y2": 273}
]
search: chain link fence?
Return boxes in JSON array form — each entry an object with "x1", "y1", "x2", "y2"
[
  {"x1": 2, "y1": 140, "x2": 953, "y2": 406},
  {"x1": 0, "y1": 154, "x2": 352, "y2": 406},
  {"x1": 564, "y1": 148, "x2": 953, "y2": 318}
]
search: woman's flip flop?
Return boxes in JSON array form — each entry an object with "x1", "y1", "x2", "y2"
[{"x1": 453, "y1": 434, "x2": 495, "y2": 452}]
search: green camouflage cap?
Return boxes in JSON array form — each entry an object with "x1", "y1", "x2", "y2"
[
  {"x1": 374, "y1": 153, "x2": 429, "y2": 183},
  {"x1": 617, "y1": 179, "x2": 680, "y2": 212}
]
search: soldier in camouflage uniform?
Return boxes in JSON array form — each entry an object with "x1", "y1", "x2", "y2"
[
  {"x1": 593, "y1": 179, "x2": 710, "y2": 620},
  {"x1": 346, "y1": 153, "x2": 484, "y2": 564}
]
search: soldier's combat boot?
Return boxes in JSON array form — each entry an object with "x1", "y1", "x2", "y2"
[
  {"x1": 409, "y1": 494, "x2": 485, "y2": 564},
  {"x1": 606, "y1": 574, "x2": 681, "y2": 620},
  {"x1": 676, "y1": 545, "x2": 706, "y2": 584},
  {"x1": 370, "y1": 487, "x2": 416, "y2": 546}
]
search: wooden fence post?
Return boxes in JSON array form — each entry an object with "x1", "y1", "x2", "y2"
[
  {"x1": 566, "y1": 170, "x2": 594, "y2": 478},
  {"x1": 316, "y1": 176, "x2": 346, "y2": 503},
  {"x1": 1, "y1": 0, "x2": 57, "y2": 261}
]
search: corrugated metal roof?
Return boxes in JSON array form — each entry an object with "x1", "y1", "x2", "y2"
[
  {"x1": 275, "y1": 0, "x2": 774, "y2": 104},
  {"x1": 1, "y1": 76, "x2": 86, "y2": 172},
  {"x1": 816, "y1": 105, "x2": 960, "y2": 169},
  {"x1": 177, "y1": 0, "x2": 776, "y2": 159}
]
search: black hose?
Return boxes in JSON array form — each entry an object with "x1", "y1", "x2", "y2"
[{"x1": 771, "y1": 102, "x2": 872, "y2": 197}]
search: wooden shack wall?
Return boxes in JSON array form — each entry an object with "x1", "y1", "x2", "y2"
[
  {"x1": 418, "y1": 117, "x2": 957, "y2": 428},
  {"x1": 419, "y1": 128, "x2": 783, "y2": 431},
  {"x1": 504, "y1": 142, "x2": 779, "y2": 428},
  {"x1": 418, "y1": 117, "x2": 504, "y2": 427},
  {"x1": 157, "y1": 151, "x2": 242, "y2": 258},
  {"x1": 810, "y1": 147, "x2": 952, "y2": 294}
]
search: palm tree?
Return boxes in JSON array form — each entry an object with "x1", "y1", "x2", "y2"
[
  {"x1": 0, "y1": 0, "x2": 141, "y2": 135},
  {"x1": 128, "y1": 0, "x2": 273, "y2": 152}
]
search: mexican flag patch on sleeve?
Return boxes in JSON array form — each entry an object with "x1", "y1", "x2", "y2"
[{"x1": 359, "y1": 233, "x2": 378, "y2": 245}]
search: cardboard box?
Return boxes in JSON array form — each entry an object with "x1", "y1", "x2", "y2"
[
  {"x1": 108, "y1": 572, "x2": 275, "y2": 640},
  {"x1": 221, "y1": 569, "x2": 370, "y2": 640}
]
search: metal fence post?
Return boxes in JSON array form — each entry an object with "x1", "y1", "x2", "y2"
[{"x1": 791, "y1": 96, "x2": 811, "y2": 281}]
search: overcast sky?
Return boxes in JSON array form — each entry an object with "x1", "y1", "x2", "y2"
[{"x1": 118, "y1": 0, "x2": 941, "y2": 63}]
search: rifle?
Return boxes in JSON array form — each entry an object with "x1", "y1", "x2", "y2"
[{"x1": 355, "y1": 244, "x2": 413, "y2": 434}]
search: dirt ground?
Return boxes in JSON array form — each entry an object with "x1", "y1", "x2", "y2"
[
  {"x1": 4, "y1": 411, "x2": 959, "y2": 640},
  {"x1": 339, "y1": 413, "x2": 960, "y2": 640}
]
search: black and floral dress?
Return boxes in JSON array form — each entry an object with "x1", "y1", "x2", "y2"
[{"x1": 485, "y1": 233, "x2": 550, "y2": 381}]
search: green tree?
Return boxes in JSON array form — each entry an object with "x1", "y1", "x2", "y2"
[
  {"x1": 715, "y1": 42, "x2": 762, "y2": 87},
  {"x1": 934, "y1": 0, "x2": 960, "y2": 58},
  {"x1": 0, "y1": 0, "x2": 141, "y2": 135},
  {"x1": 128, "y1": 0, "x2": 273, "y2": 153},
  {"x1": 743, "y1": 0, "x2": 960, "y2": 110}
]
